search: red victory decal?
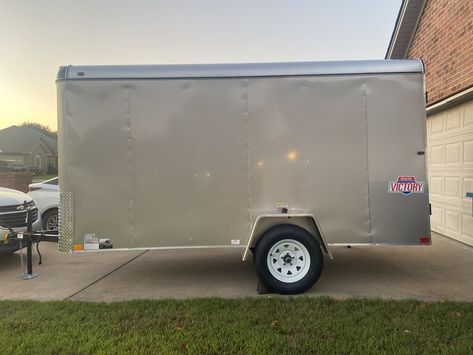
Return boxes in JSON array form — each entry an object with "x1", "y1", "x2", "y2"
[{"x1": 388, "y1": 176, "x2": 425, "y2": 195}]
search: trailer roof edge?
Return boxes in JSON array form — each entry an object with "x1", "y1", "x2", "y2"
[{"x1": 57, "y1": 60, "x2": 424, "y2": 81}]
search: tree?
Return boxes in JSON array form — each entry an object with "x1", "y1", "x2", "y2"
[{"x1": 21, "y1": 122, "x2": 57, "y2": 139}]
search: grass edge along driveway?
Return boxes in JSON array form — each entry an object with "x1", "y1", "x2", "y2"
[{"x1": 1, "y1": 297, "x2": 472, "y2": 354}]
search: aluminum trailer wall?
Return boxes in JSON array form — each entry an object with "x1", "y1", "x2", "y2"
[{"x1": 57, "y1": 60, "x2": 430, "y2": 252}]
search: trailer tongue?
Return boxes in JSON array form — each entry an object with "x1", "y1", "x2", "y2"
[{"x1": 2, "y1": 201, "x2": 58, "y2": 280}]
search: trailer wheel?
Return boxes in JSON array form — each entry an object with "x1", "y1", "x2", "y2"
[{"x1": 253, "y1": 224, "x2": 323, "y2": 294}]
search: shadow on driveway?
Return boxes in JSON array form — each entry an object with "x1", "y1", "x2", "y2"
[{"x1": 0, "y1": 233, "x2": 471, "y2": 301}]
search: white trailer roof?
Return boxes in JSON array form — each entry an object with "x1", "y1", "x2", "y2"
[{"x1": 57, "y1": 60, "x2": 423, "y2": 81}]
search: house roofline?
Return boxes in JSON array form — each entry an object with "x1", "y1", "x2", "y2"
[
  {"x1": 385, "y1": 0, "x2": 426, "y2": 59},
  {"x1": 386, "y1": 0, "x2": 408, "y2": 59},
  {"x1": 39, "y1": 136, "x2": 57, "y2": 155},
  {"x1": 427, "y1": 85, "x2": 473, "y2": 115}
]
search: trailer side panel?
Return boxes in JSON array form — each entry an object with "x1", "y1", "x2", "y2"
[{"x1": 57, "y1": 60, "x2": 430, "y2": 250}]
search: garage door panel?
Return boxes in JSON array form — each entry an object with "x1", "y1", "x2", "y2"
[
  {"x1": 429, "y1": 145, "x2": 444, "y2": 164},
  {"x1": 462, "y1": 176, "x2": 473, "y2": 201},
  {"x1": 464, "y1": 101, "x2": 473, "y2": 126},
  {"x1": 445, "y1": 209, "x2": 461, "y2": 233},
  {"x1": 463, "y1": 140, "x2": 473, "y2": 163},
  {"x1": 430, "y1": 205, "x2": 444, "y2": 229},
  {"x1": 429, "y1": 114, "x2": 444, "y2": 134},
  {"x1": 444, "y1": 177, "x2": 460, "y2": 198},
  {"x1": 462, "y1": 213, "x2": 473, "y2": 238},
  {"x1": 445, "y1": 107, "x2": 462, "y2": 131},
  {"x1": 429, "y1": 176, "x2": 444, "y2": 196},
  {"x1": 445, "y1": 142, "x2": 461, "y2": 164},
  {"x1": 427, "y1": 99, "x2": 473, "y2": 246}
]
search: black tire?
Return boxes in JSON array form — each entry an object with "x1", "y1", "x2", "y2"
[
  {"x1": 253, "y1": 224, "x2": 324, "y2": 294},
  {"x1": 42, "y1": 209, "x2": 59, "y2": 231}
]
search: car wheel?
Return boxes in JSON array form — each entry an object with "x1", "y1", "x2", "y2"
[
  {"x1": 253, "y1": 224, "x2": 324, "y2": 294},
  {"x1": 42, "y1": 209, "x2": 59, "y2": 231}
]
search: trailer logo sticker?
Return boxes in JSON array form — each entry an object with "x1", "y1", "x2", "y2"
[{"x1": 388, "y1": 176, "x2": 424, "y2": 195}]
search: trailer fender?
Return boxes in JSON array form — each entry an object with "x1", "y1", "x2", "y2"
[{"x1": 242, "y1": 213, "x2": 333, "y2": 261}]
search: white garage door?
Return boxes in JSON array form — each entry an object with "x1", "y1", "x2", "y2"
[{"x1": 427, "y1": 98, "x2": 473, "y2": 246}]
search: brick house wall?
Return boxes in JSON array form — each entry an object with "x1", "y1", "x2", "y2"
[
  {"x1": 407, "y1": 0, "x2": 473, "y2": 105},
  {"x1": 0, "y1": 172, "x2": 33, "y2": 193}
]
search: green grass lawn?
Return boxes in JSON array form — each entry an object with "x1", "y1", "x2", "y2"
[{"x1": 1, "y1": 298, "x2": 472, "y2": 354}]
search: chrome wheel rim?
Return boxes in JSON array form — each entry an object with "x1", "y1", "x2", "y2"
[
  {"x1": 46, "y1": 215, "x2": 58, "y2": 231},
  {"x1": 267, "y1": 239, "x2": 311, "y2": 283}
]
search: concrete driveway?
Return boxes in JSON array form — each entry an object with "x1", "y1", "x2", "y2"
[{"x1": 0, "y1": 233, "x2": 471, "y2": 302}]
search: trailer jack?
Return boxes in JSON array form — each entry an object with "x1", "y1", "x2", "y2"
[{"x1": 2, "y1": 201, "x2": 59, "y2": 280}]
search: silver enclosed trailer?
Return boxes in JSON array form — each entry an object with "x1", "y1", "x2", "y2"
[{"x1": 57, "y1": 60, "x2": 430, "y2": 294}]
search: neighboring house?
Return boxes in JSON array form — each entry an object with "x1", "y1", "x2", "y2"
[
  {"x1": 0, "y1": 125, "x2": 58, "y2": 175},
  {"x1": 386, "y1": 0, "x2": 473, "y2": 246}
]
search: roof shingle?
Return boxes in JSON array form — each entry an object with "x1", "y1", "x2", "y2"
[{"x1": 0, "y1": 126, "x2": 57, "y2": 155}]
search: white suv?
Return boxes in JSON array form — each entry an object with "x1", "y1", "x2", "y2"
[
  {"x1": 0, "y1": 187, "x2": 42, "y2": 255},
  {"x1": 28, "y1": 177, "x2": 59, "y2": 231}
]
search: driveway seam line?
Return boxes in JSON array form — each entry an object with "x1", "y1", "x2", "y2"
[{"x1": 65, "y1": 250, "x2": 149, "y2": 300}]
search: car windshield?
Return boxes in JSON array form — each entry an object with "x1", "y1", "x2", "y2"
[{"x1": 45, "y1": 177, "x2": 59, "y2": 185}]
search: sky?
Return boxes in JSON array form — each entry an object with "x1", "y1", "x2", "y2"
[{"x1": 0, "y1": 0, "x2": 402, "y2": 131}]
